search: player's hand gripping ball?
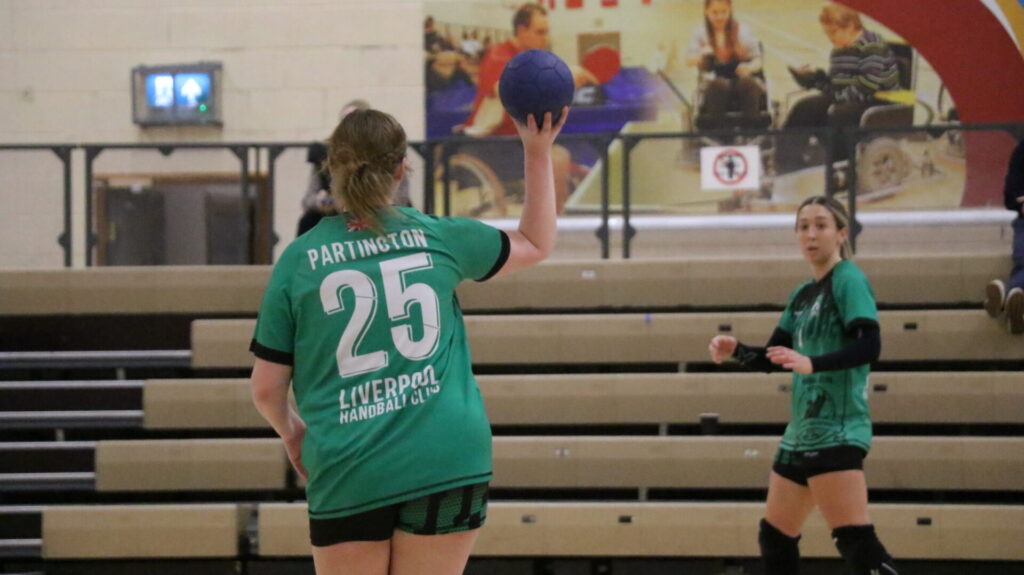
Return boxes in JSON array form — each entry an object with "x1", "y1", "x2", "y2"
[{"x1": 499, "y1": 49, "x2": 575, "y2": 127}]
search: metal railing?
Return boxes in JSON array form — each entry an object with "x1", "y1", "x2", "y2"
[
  {"x1": 2, "y1": 121, "x2": 1021, "y2": 266},
  {"x1": 0, "y1": 145, "x2": 74, "y2": 267}
]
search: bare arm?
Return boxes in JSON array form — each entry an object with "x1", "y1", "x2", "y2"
[
  {"x1": 250, "y1": 358, "x2": 307, "y2": 479},
  {"x1": 494, "y1": 109, "x2": 569, "y2": 277}
]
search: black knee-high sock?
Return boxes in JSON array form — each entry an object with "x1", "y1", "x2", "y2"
[
  {"x1": 832, "y1": 524, "x2": 898, "y2": 575},
  {"x1": 759, "y1": 518, "x2": 800, "y2": 575}
]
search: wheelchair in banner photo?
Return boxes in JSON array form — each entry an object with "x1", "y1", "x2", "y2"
[
  {"x1": 690, "y1": 43, "x2": 775, "y2": 135},
  {"x1": 773, "y1": 41, "x2": 950, "y2": 202},
  {"x1": 428, "y1": 63, "x2": 662, "y2": 218}
]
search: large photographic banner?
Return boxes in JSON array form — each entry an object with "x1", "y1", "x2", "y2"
[{"x1": 424, "y1": 0, "x2": 1024, "y2": 217}]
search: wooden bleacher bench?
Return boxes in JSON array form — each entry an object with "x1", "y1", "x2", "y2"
[
  {"x1": 143, "y1": 378, "x2": 266, "y2": 429},
  {"x1": 141, "y1": 372, "x2": 1024, "y2": 429},
  {"x1": 456, "y1": 253, "x2": 1007, "y2": 310},
  {"x1": 41, "y1": 504, "x2": 244, "y2": 559},
  {"x1": 191, "y1": 310, "x2": 1024, "y2": 369},
  {"x1": 490, "y1": 436, "x2": 1024, "y2": 491},
  {"x1": 0, "y1": 266, "x2": 269, "y2": 316},
  {"x1": 37, "y1": 501, "x2": 1024, "y2": 560},
  {"x1": 0, "y1": 253, "x2": 1006, "y2": 316},
  {"x1": 90, "y1": 436, "x2": 1024, "y2": 492},
  {"x1": 94, "y1": 439, "x2": 287, "y2": 492},
  {"x1": 256, "y1": 501, "x2": 1024, "y2": 560}
]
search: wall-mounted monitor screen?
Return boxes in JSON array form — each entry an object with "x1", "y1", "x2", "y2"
[{"x1": 132, "y1": 62, "x2": 222, "y2": 126}]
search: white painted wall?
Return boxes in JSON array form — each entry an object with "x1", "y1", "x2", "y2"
[{"x1": 0, "y1": 0, "x2": 424, "y2": 268}]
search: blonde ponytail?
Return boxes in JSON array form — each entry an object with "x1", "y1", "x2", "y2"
[{"x1": 325, "y1": 109, "x2": 407, "y2": 233}]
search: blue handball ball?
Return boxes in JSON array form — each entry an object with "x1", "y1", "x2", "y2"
[{"x1": 499, "y1": 49, "x2": 575, "y2": 127}]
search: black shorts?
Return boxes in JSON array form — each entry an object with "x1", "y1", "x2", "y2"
[
  {"x1": 308, "y1": 482, "x2": 488, "y2": 547},
  {"x1": 772, "y1": 446, "x2": 867, "y2": 486}
]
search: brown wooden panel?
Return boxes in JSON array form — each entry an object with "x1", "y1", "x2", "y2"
[
  {"x1": 255, "y1": 502, "x2": 1024, "y2": 560},
  {"x1": 143, "y1": 378, "x2": 268, "y2": 429},
  {"x1": 482, "y1": 372, "x2": 1024, "y2": 426},
  {"x1": 42, "y1": 504, "x2": 242, "y2": 559},
  {"x1": 1, "y1": 253, "x2": 1006, "y2": 316},
  {"x1": 142, "y1": 372, "x2": 1021, "y2": 430},
  {"x1": 464, "y1": 311, "x2": 1024, "y2": 364},
  {"x1": 491, "y1": 437, "x2": 1024, "y2": 491},
  {"x1": 95, "y1": 439, "x2": 287, "y2": 491},
  {"x1": 457, "y1": 253, "x2": 1007, "y2": 310},
  {"x1": 878, "y1": 310, "x2": 1024, "y2": 361},
  {"x1": 480, "y1": 373, "x2": 789, "y2": 425},
  {"x1": 191, "y1": 319, "x2": 256, "y2": 368},
  {"x1": 257, "y1": 503, "x2": 311, "y2": 557},
  {"x1": 463, "y1": 312, "x2": 778, "y2": 365},
  {"x1": 0, "y1": 266, "x2": 269, "y2": 316}
]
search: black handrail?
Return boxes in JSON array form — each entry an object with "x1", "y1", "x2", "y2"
[
  {"x1": 0, "y1": 145, "x2": 75, "y2": 267},
  {"x1": 2, "y1": 121, "x2": 1021, "y2": 266}
]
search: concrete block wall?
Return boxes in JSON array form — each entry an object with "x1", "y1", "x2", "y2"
[{"x1": 0, "y1": 0, "x2": 424, "y2": 267}]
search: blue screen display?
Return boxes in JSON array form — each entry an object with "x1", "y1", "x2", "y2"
[
  {"x1": 135, "y1": 63, "x2": 219, "y2": 125},
  {"x1": 174, "y1": 73, "x2": 211, "y2": 108},
  {"x1": 145, "y1": 74, "x2": 175, "y2": 108}
]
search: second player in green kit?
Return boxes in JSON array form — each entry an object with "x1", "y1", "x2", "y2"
[{"x1": 708, "y1": 196, "x2": 899, "y2": 575}]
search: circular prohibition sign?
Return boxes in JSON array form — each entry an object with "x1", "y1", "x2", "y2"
[{"x1": 712, "y1": 148, "x2": 749, "y2": 185}]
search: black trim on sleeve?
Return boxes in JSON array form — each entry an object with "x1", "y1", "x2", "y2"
[
  {"x1": 250, "y1": 339, "x2": 295, "y2": 366},
  {"x1": 845, "y1": 317, "x2": 879, "y2": 332},
  {"x1": 476, "y1": 230, "x2": 511, "y2": 282},
  {"x1": 809, "y1": 320, "x2": 880, "y2": 373},
  {"x1": 732, "y1": 327, "x2": 793, "y2": 373}
]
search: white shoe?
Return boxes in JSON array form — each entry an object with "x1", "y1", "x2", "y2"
[
  {"x1": 984, "y1": 279, "x2": 1005, "y2": 318},
  {"x1": 1006, "y1": 287, "x2": 1024, "y2": 335}
]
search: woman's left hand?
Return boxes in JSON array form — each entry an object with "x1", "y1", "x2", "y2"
[
  {"x1": 766, "y1": 346, "x2": 813, "y2": 375},
  {"x1": 282, "y1": 412, "x2": 308, "y2": 481}
]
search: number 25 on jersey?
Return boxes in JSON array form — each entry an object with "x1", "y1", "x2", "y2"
[{"x1": 319, "y1": 253, "x2": 440, "y2": 378}]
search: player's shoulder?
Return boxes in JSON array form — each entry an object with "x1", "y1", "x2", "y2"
[
  {"x1": 398, "y1": 208, "x2": 486, "y2": 231},
  {"x1": 829, "y1": 260, "x2": 875, "y2": 301},
  {"x1": 387, "y1": 206, "x2": 442, "y2": 231},
  {"x1": 279, "y1": 230, "x2": 317, "y2": 261},
  {"x1": 832, "y1": 259, "x2": 869, "y2": 284},
  {"x1": 385, "y1": 207, "x2": 470, "y2": 239}
]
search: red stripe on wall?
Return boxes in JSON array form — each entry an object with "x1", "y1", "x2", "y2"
[{"x1": 839, "y1": 0, "x2": 1024, "y2": 205}]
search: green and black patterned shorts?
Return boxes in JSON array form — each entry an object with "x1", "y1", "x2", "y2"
[{"x1": 309, "y1": 482, "x2": 488, "y2": 547}]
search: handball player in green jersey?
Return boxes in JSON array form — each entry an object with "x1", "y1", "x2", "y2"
[
  {"x1": 250, "y1": 106, "x2": 567, "y2": 574},
  {"x1": 708, "y1": 196, "x2": 898, "y2": 575}
]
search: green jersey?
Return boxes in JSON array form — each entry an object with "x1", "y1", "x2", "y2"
[
  {"x1": 777, "y1": 260, "x2": 879, "y2": 452},
  {"x1": 251, "y1": 207, "x2": 509, "y2": 519}
]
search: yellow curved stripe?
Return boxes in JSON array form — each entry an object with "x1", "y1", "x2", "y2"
[{"x1": 993, "y1": 0, "x2": 1024, "y2": 53}]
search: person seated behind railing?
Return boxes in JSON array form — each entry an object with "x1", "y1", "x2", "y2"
[
  {"x1": 776, "y1": 4, "x2": 899, "y2": 173},
  {"x1": 984, "y1": 137, "x2": 1024, "y2": 335},
  {"x1": 784, "y1": 5, "x2": 899, "y2": 128},
  {"x1": 686, "y1": 0, "x2": 766, "y2": 131},
  {"x1": 299, "y1": 100, "x2": 411, "y2": 236}
]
